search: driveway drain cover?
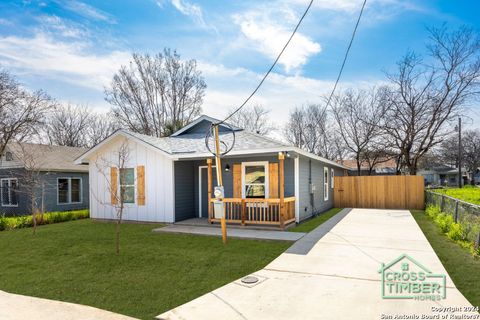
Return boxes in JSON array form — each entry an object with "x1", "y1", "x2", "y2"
[{"x1": 241, "y1": 276, "x2": 259, "y2": 284}]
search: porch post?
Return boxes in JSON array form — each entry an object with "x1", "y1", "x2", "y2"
[
  {"x1": 279, "y1": 152, "x2": 285, "y2": 229},
  {"x1": 207, "y1": 158, "x2": 213, "y2": 223}
]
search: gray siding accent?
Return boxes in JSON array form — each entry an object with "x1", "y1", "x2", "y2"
[
  {"x1": 174, "y1": 154, "x2": 295, "y2": 221},
  {"x1": 297, "y1": 156, "x2": 345, "y2": 222},
  {"x1": 173, "y1": 161, "x2": 195, "y2": 221},
  {"x1": 180, "y1": 120, "x2": 232, "y2": 135},
  {"x1": 0, "y1": 169, "x2": 89, "y2": 216}
]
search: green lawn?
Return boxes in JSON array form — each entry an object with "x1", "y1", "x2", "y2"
[
  {"x1": 411, "y1": 210, "x2": 480, "y2": 307},
  {"x1": 289, "y1": 208, "x2": 343, "y2": 233},
  {"x1": 433, "y1": 186, "x2": 480, "y2": 205},
  {"x1": 0, "y1": 220, "x2": 290, "y2": 319}
]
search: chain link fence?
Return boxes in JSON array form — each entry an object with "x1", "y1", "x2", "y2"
[{"x1": 425, "y1": 190, "x2": 480, "y2": 247}]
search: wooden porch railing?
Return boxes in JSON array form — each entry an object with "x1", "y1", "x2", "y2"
[{"x1": 210, "y1": 197, "x2": 296, "y2": 228}]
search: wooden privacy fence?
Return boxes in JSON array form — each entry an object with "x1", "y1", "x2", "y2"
[{"x1": 334, "y1": 176, "x2": 424, "y2": 210}]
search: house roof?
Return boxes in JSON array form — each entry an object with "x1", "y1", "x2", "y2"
[
  {"x1": 339, "y1": 158, "x2": 397, "y2": 170},
  {"x1": 76, "y1": 115, "x2": 348, "y2": 170},
  {"x1": 3, "y1": 142, "x2": 88, "y2": 172},
  {"x1": 170, "y1": 115, "x2": 242, "y2": 137}
]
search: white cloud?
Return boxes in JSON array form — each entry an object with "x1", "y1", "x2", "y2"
[
  {"x1": 157, "y1": 0, "x2": 213, "y2": 30},
  {"x1": 58, "y1": 0, "x2": 116, "y2": 24},
  {"x1": 0, "y1": 32, "x2": 130, "y2": 90},
  {"x1": 36, "y1": 15, "x2": 87, "y2": 38},
  {"x1": 233, "y1": 10, "x2": 321, "y2": 73}
]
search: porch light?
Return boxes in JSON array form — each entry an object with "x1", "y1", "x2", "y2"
[{"x1": 225, "y1": 164, "x2": 230, "y2": 172}]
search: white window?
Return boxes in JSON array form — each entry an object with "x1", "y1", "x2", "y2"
[
  {"x1": 242, "y1": 162, "x2": 269, "y2": 199},
  {"x1": 58, "y1": 178, "x2": 82, "y2": 204},
  {"x1": 1, "y1": 178, "x2": 18, "y2": 207},
  {"x1": 331, "y1": 169, "x2": 335, "y2": 189},
  {"x1": 324, "y1": 167, "x2": 329, "y2": 201},
  {"x1": 120, "y1": 168, "x2": 135, "y2": 204}
]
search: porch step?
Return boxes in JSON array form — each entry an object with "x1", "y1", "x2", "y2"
[{"x1": 174, "y1": 218, "x2": 296, "y2": 231}]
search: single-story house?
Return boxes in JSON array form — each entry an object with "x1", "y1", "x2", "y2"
[
  {"x1": 417, "y1": 166, "x2": 467, "y2": 187},
  {"x1": 0, "y1": 142, "x2": 89, "y2": 216},
  {"x1": 339, "y1": 158, "x2": 397, "y2": 176},
  {"x1": 75, "y1": 115, "x2": 348, "y2": 228}
]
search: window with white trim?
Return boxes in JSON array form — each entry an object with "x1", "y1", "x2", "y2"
[
  {"x1": 331, "y1": 169, "x2": 335, "y2": 188},
  {"x1": 324, "y1": 167, "x2": 329, "y2": 201},
  {"x1": 58, "y1": 178, "x2": 82, "y2": 204},
  {"x1": 1, "y1": 178, "x2": 18, "y2": 206},
  {"x1": 120, "y1": 168, "x2": 135, "y2": 204},
  {"x1": 242, "y1": 162, "x2": 269, "y2": 199}
]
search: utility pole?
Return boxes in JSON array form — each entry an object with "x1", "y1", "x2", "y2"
[
  {"x1": 213, "y1": 125, "x2": 227, "y2": 244},
  {"x1": 457, "y1": 117, "x2": 462, "y2": 188}
]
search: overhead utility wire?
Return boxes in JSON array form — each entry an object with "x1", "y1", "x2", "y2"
[
  {"x1": 323, "y1": 0, "x2": 367, "y2": 110},
  {"x1": 218, "y1": 0, "x2": 314, "y2": 125}
]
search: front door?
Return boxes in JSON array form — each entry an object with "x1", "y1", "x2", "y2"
[{"x1": 200, "y1": 167, "x2": 216, "y2": 218}]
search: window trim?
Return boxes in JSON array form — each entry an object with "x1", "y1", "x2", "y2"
[
  {"x1": 1, "y1": 178, "x2": 18, "y2": 207},
  {"x1": 331, "y1": 168, "x2": 335, "y2": 189},
  {"x1": 57, "y1": 177, "x2": 83, "y2": 205},
  {"x1": 241, "y1": 161, "x2": 269, "y2": 199},
  {"x1": 323, "y1": 167, "x2": 329, "y2": 201},
  {"x1": 119, "y1": 167, "x2": 136, "y2": 204}
]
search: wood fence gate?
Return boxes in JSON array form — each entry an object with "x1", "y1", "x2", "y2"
[{"x1": 333, "y1": 176, "x2": 424, "y2": 210}]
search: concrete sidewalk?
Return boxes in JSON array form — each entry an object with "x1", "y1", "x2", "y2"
[
  {"x1": 0, "y1": 290, "x2": 136, "y2": 320},
  {"x1": 157, "y1": 209, "x2": 475, "y2": 320},
  {"x1": 153, "y1": 225, "x2": 305, "y2": 241}
]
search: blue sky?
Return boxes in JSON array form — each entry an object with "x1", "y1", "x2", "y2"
[{"x1": 0, "y1": 0, "x2": 479, "y2": 128}]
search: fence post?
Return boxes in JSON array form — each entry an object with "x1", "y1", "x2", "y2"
[
  {"x1": 475, "y1": 232, "x2": 480, "y2": 250},
  {"x1": 241, "y1": 199, "x2": 246, "y2": 226},
  {"x1": 454, "y1": 201, "x2": 459, "y2": 223},
  {"x1": 440, "y1": 194, "x2": 445, "y2": 212}
]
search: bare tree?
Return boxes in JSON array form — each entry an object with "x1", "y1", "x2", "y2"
[
  {"x1": 6, "y1": 143, "x2": 56, "y2": 234},
  {"x1": 0, "y1": 69, "x2": 54, "y2": 156},
  {"x1": 380, "y1": 25, "x2": 480, "y2": 175},
  {"x1": 46, "y1": 104, "x2": 91, "y2": 147},
  {"x1": 105, "y1": 49, "x2": 206, "y2": 137},
  {"x1": 228, "y1": 105, "x2": 274, "y2": 135},
  {"x1": 284, "y1": 104, "x2": 346, "y2": 161},
  {"x1": 462, "y1": 129, "x2": 480, "y2": 185},
  {"x1": 330, "y1": 88, "x2": 385, "y2": 175},
  {"x1": 85, "y1": 113, "x2": 117, "y2": 147},
  {"x1": 94, "y1": 139, "x2": 131, "y2": 254}
]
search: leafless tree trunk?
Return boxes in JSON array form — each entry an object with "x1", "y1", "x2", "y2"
[
  {"x1": 105, "y1": 49, "x2": 206, "y2": 137},
  {"x1": 94, "y1": 139, "x2": 131, "y2": 254},
  {"x1": 380, "y1": 25, "x2": 480, "y2": 175},
  {"x1": 228, "y1": 105, "x2": 275, "y2": 135}
]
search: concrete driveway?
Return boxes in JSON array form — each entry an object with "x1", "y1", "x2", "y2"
[{"x1": 157, "y1": 208, "x2": 476, "y2": 320}]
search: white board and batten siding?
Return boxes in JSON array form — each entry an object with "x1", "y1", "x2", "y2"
[{"x1": 88, "y1": 136, "x2": 175, "y2": 223}]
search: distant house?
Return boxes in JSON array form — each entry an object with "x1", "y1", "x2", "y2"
[
  {"x1": 0, "y1": 142, "x2": 89, "y2": 216},
  {"x1": 339, "y1": 159, "x2": 397, "y2": 176},
  {"x1": 76, "y1": 115, "x2": 349, "y2": 228},
  {"x1": 417, "y1": 166, "x2": 467, "y2": 187}
]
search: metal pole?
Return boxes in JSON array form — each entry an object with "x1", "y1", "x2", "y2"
[
  {"x1": 213, "y1": 125, "x2": 227, "y2": 244},
  {"x1": 458, "y1": 117, "x2": 462, "y2": 188}
]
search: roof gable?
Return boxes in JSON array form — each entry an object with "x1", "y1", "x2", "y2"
[{"x1": 170, "y1": 115, "x2": 241, "y2": 137}]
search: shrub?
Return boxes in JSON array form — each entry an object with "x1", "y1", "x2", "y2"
[
  {"x1": 0, "y1": 210, "x2": 89, "y2": 232},
  {"x1": 426, "y1": 205, "x2": 441, "y2": 219},
  {"x1": 446, "y1": 223, "x2": 464, "y2": 241},
  {"x1": 435, "y1": 213, "x2": 454, "y2": 233}
]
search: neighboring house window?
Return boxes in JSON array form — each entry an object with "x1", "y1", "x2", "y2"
[
  {"x1": 323, "y1": 167, "x2": 329, "y2": 201},
  {"x1": 1, "y1": 178, "x2": 18, "y2": 206},
  {"x1": 5, "y1": 152, "x2": 13, "y2": 161},
  {"x1": 58, "y1": 178, "x2": 82, "y2": 204},
  {"x1": 120, "y1": 168, "x2": 135, "y2": 204},
  {"x1": 331, "y1": 169, "x2": 335, "y2": 189},
  {"x1": 242, "y1": 162, "x2": 269, "y2": 199}
]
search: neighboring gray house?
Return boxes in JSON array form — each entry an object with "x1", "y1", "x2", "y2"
[
  {"x1": 0, "y1": 142, "x2": 89, "y2": 216},
  {"x1": 417, "y1": 166, "x2": 467, "y2": 187},
  {"x1": 76, "y1": 115, "x2": 348, "y2": 228}
]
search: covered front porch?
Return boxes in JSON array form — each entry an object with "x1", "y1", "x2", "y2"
[{"x1": 173, "y1": 152, "x2": 297, "y2": 229}]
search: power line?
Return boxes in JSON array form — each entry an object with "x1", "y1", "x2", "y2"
[
  {"x1": 219, "y1": 0, "x2": 314, "y2": 125},
  {"x1": 324, "y1": 0, "x2": 367, "y2": 110}
]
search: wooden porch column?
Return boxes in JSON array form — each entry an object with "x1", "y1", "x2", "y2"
[
  {"x1": 279, "y1": 152, "x2": 285, "y2": 229},
  {"x1": 207, "y1": 158, "x2": 213, "y2": 223}
]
